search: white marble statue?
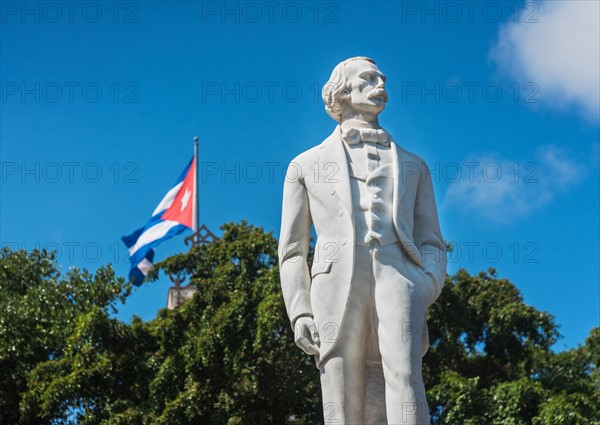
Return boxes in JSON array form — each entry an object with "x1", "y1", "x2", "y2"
[{"x1": 278, "y1": 57, "x2": 447, "y2": 424}]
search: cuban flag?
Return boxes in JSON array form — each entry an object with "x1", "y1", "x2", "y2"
[{"x1": 122, "y1": 157, "x2": 196, "y2": 286}]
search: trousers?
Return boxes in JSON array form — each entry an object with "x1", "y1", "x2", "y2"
[{"x1": 319, "y1": 242, "x2": 431, "y2": 425}]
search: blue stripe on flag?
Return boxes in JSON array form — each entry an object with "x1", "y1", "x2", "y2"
[
  {"x1": 128, "y1": 222, "x2": 187, "y2": 267},
  {"x1": 130, "y1": 249, "x2": 155, "y2": 286}
]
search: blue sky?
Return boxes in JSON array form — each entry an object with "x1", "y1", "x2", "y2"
[{"x1": 1, "y1": 1, "x2": 598, "y2": 350}]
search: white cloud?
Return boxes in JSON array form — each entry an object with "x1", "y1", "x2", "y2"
[
  {"x1": 491, "y1": 0, "x2": 600, "y2": 120},
  {"x1": 443, "y1": 145, "x2": 587, "y2": 223}
]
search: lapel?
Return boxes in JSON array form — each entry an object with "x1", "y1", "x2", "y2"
[
  {"x1": 391, "y1": 140, "x2": 409, "y2": 216},
  {"x1": 391, "y1": 137, "x2": 417, "y2": 257},
  {"x1": 318, "y1": 126, "x2": 353, "y2": 219}
]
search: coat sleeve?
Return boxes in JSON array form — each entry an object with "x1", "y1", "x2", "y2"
[
  {"x1": 413, "y1": 160, "x2": 447, "y2": 300},
  {"x1": 278, "y1": 159, "x2": 313, "y2": 328}
]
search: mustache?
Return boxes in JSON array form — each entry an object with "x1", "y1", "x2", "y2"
[{"x1": 367, "y1": 88, "x2": 388, "y2": 102}]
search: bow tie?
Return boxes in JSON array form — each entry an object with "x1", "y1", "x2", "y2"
[{"x1": 341, "y1": 127, "x2": 390, "y2": 146}]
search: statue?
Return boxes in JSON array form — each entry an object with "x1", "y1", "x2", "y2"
[{"x1": 278, "y1": 57, "x2": 447, "y2": 424}]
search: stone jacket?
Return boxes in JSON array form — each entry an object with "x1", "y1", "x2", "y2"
[{"x1": 278, "y1": 126, "x2": 447, "y2": 364}]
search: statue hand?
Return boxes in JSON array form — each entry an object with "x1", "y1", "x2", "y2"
[{"x1": 294, "y1": 316, "x2": 320, "y2": 356}]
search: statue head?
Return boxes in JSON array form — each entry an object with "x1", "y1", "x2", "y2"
[{"x1": 322, "y1": 57, "x2": 388, "y2": 123}]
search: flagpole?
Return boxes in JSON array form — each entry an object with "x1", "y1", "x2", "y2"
[
  {"x1": 193, "y1": 136, "x2": 199, "y2": 233},
  {"x1": 184, "y1": 134, "x2": 216, "y2": 249}
]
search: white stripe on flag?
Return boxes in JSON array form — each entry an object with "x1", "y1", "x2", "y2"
[
  {"x1": 129, "y1": 220, "x2": 181, "y2": 256},
  {"x1": 138, "y1": 258, "x2": 153, "y2": 275},
  {"x1": 152, "y1": 182, "x2": 183, "y2": 217}
]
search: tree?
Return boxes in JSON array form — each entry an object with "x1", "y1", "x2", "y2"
[
  {"x1": 2, "y1": 222, "x2": 598, "y2": 424},
  {"x1": 0, "y1": 247, "x2": 131, "y2": 425},
  {"x1": 425, "y1": 270, "x2": 599, "y2": 424},
  {"x1": 11, "y1": 222, "x2": 320, "y2": 424}
]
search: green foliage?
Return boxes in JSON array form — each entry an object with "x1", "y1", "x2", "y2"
[
  {"x1": 0, "y1": 247, "x2": 131, "y2": 425},
  {"x1": 425, "y1": 270, "x2": 599, "y2": 424},
  {"x1": 138, "y1": 222, "x2": 320, "y2": 424},
  {"x1": 1, "y1": 223, "x2": 598, "y2": 424}
]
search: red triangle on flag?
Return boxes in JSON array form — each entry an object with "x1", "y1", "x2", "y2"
[{"x1": 161, "y1": 158, "x2": 195, "y2": 229}]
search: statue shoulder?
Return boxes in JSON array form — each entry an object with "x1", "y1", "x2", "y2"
[
  {"x1": 394, "y1": 143, "x2": 429, "y2": 168},
  {"x1": 289, "y1": 145, "x2": 320, "y2": 166},
  {"x1": 285, "y1": 128, "x2": 338, "y2": 179},
  {"x1": 285, "y1": 146, "x2": 321, "y2": 181}
]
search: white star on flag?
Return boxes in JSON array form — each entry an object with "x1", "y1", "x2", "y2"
[{"x1": 180, "y1": 188, "x2": 191, "y2": 212}]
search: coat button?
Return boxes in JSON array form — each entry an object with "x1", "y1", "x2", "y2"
[
  {"x1": 341, "y1": 239, "x2": 347, "y2": 245},
  {"x1": 337, "y1": 209, "x2": 344, "y2": 217},
  {"x1": 373, "y1": 224, "x2": 380, "y2": 231},
  {"x1": 330, "y1": 188, "x2": 336, "y2": 195}
]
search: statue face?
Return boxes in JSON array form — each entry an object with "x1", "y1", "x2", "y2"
[{"x1": 342, "y1": 60, "x2": 388, "y2": 118}]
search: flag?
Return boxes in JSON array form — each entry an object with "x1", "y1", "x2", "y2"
[{"x1": 122, "y1": 157, "x2": 196, "y2": 286}]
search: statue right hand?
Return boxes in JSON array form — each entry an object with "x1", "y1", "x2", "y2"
[{"x1": 294, "y1": 316, "x2": 320, "y2": 356}]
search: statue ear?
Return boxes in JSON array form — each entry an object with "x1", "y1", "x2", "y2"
[{"x1": 338, "y1": 81, "x2": 350, "y2": 98}]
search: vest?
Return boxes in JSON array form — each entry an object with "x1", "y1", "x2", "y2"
[{"x1": 349, "y1": 162, "x2": 398, "y2": 247}]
